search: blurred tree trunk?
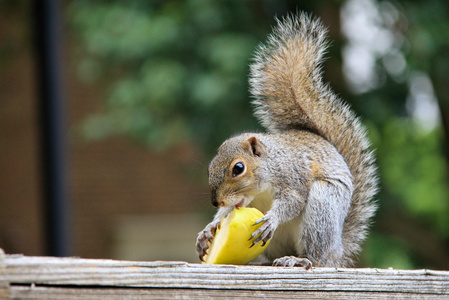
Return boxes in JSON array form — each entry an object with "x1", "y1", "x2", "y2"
[
  {"x1": 431, "y1": 52, "x2": 449, "y2": 164},
  {"x1": 379, "y1": 212, "x2": 449, "y2": 270}
]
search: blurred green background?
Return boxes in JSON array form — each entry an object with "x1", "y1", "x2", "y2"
[{"x1": 1, "y1": 0, "x2": 449, "y2": 269}]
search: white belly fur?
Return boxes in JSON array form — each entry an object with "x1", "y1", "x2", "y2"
[{"x1": 248, "y1": 190, "x2": 303, "y2": 262}]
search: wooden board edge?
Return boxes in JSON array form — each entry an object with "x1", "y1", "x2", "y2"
[{"x1": 0, "y1": 248, "x2": 11, "y2": 298}]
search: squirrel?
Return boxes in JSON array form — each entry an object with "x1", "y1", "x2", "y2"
[{"x1": 196, "y1": 13, "x2": 378, "y2": 268}]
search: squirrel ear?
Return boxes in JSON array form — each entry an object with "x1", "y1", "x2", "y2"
[{"x1": 242, "y1": 136, "x2": 265, "y2": 157}]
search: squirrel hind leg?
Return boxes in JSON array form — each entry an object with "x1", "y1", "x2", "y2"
[
  {"x1": 298, "y1": 179, "x2": 353, "y2": 267},
  {"x1": 272, "y1": 256, "x2": 312, "y2": 270}
]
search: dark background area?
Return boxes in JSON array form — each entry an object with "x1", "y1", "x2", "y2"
[{"x1": 1, "y1": 0, "x2": 449, "y2": 269}]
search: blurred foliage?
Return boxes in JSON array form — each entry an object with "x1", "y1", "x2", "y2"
[
  {"x1": 67, "y1": 0, "x2": 274, "y2": 151},
  {"x1": 67, "y1": 0, "x2": 449, "y2": 269}
]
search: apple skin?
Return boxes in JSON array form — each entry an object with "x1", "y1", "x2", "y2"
[{"x1": 204, "y1": 207, "x2": 271, "y2": 265}]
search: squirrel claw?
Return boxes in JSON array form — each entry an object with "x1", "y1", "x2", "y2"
[
  {"x1": 272, "y1": 256, "x2": 312, "y2": 270},
  {"x1": 196, "y1": 220, "x2": 220, "y2": 262},
  {"x1": 250, "y1": 215, "x2": 276, "y2": 246},
  {"x1": 252, "y1": 218, "x2": 263, "y2": 226}
]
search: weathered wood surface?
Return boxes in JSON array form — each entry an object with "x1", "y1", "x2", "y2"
[
  {"x1": 1, "y1": 248, "x2": 449, "y2": 299},
  {"x1": 0, "y1": 249, "x2": 10, "y2": 298}
]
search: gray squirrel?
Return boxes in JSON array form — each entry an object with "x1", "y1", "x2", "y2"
[{"x1": 196, "y1": 13, "x2": 378, "y2": 268}]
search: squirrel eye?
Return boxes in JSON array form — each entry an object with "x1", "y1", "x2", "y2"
[{"x1": 232, "y1": 162, "x2": 245, "y2": 177}]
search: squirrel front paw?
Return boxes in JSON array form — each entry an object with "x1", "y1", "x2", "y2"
[
  {"x1": 249, "y1": 214, "x2": 277, "y2": 247},
  {"x1": 196, "y1": 220, "x2": 220, "y2": 262},
  {"x1": 273, "y1": 256, "x2": 312, "y2": 270}
]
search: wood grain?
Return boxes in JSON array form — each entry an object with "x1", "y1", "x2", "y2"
[
  {"x1": 0, "y1": 248, "x2": 10, "y2": 298},
  {"x1": 2, "y1": 251, "x2": 449, "y2": 299},
  {"x1": 9, "y1": 286, "x2": 448, "y2": 299}
]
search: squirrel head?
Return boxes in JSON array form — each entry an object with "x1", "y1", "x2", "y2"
[{"x1": 208, "y1": 135, "x2": 266, "y2": 208}]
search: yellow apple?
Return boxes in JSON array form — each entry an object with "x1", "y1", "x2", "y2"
[{"x1": 204, "y1": 207, "x2": 270, "y2": 265}]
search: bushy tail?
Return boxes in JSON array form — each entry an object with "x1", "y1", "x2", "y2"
[{"x1": 250, "y1": 13, "x2": 378, "y2": 265}]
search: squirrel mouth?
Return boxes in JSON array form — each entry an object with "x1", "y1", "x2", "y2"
[{"x1": 235, "y1": 199, "x2": 245, "y2": 209}]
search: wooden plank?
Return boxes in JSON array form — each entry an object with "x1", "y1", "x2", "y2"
[
  {"x1": 4, "y1": 253, "x2": 449, "y2": 298},
  {"x1": 9, "y1": 286, "x2": 446, "y2": 299},
  {"x1": 0, "y1": 248, "x2": 11, "y2": 298}
]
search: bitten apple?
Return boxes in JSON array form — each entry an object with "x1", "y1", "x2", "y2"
[{"x1": 204, "y1": 207, "x2": 270, "y2": 265}]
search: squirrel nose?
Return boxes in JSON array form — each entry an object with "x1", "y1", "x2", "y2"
[
  {"x1": 211, "y1": 189, "x2": 219, "y2": 207},
  {"x1": 210, "y1": 190, "x2": 223, "y2": 207}
]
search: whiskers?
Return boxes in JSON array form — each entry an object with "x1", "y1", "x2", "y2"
[{"x1": 192, "y1": 159, "x2": 207, "y2": 168}]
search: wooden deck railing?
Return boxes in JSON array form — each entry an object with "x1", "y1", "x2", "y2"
[{"x1": 1, "y1": 248, "x2": 448, "y2": 299}]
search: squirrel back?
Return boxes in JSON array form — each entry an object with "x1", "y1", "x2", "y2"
[{"x1": 249, "y1": 14, "x2": 378, "y2": 263}]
